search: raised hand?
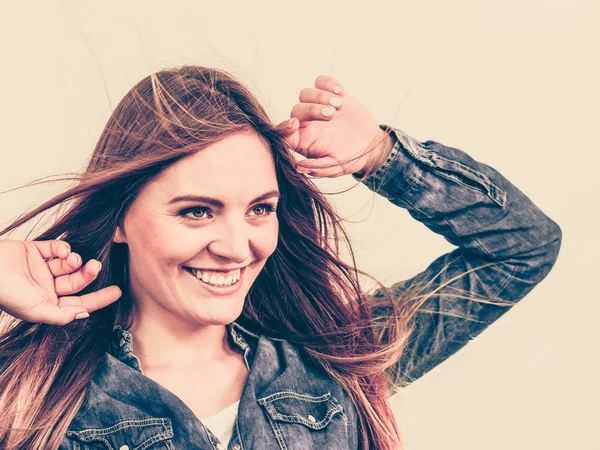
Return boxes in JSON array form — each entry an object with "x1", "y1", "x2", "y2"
[
  {"x1": 276, "y1": 75, "x2": 395, "y2": 178},
  {"x1": 0, "y1": 240, "x2": 122, "y2": 325}
]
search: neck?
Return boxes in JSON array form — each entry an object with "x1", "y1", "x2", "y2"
[{"x1": 127, "y1": 310, "x2": 236, "y2": 372}]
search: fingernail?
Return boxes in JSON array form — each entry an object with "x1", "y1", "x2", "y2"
[
  {"x1": 75, "y1": 312, "x2": 89, "y2": 320},
  {"x1": 287, "y1": 119, "x2": 294, "y2": 129},
  {"x1": 329, "y1": 97, "x2": 342, "y2": 107},
  {"x1": 333, "y1": 86, "x2": 343, "y2": 94},
  {"x1": 96, "y1": 260, "x2": 102, "y2": 271},
  {"x1": 75, "y1": 254, "x2": 81, "y2": 265},
  {"x1": 321, "y1": 107, "x2": 334, "y2": 117}
]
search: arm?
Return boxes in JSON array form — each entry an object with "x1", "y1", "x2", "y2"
[
  {"x1": 352, "y1": 126, "x2": 562, "y2": 389},
  {"x1": 279, "y1": 75, "x2": 561, "y2": 388}
]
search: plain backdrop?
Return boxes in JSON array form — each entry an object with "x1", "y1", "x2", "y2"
[{"x1": 0, "y1": 1, "x2": 597, "y2": 449}]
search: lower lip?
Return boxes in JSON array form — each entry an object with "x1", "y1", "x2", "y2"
[{"x1": 183, "y1": 267, "x2": 246, "y2": 296}]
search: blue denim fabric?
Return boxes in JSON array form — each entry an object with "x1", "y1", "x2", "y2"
[{"x1": 60, "y1": 127, "x2": 561, "y2": 450}]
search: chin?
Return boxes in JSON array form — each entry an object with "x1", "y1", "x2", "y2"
[{"x1": 183, "y1": 297, "x2": 246, "y2": 325}]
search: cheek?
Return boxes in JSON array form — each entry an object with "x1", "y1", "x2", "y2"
[
  {"x1": 128, "y1": 220, "x2": 204, "y2": 266},
  {"x1": 253, "y1": 221, "x2": 279, "y2": 259}
]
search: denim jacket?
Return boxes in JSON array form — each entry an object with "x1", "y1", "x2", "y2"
[{"x1": 60, "y1": 126, "x2": 561, "y2": 450}]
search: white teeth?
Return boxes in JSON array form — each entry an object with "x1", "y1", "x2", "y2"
[{"x1": 189, "y1": 268, "x2": 242, "y2": 287}]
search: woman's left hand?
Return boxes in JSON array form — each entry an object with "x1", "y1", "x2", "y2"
[{"x1": 275, "y1": 75, "x2": 393, "y2": 178}]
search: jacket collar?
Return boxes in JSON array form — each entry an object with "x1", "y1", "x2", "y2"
[{"x1": 109, "y1": 321, "x2": 259, "y2": 373}]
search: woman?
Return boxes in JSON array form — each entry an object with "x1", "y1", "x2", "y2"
[{"x1": 0, "y1": 66, "x2": 561, "y2": 450}]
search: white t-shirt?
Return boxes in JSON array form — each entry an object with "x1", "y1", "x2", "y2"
[{"x1": 201, "y1": 400, "x2": 240, "y2": 449}]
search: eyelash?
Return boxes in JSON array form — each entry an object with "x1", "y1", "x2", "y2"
[{"x1": 179, "y1": 202, "x2": 278, "y2": 221}]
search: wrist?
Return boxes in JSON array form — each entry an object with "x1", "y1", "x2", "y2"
[{"x1": 355, "y1": 128, "x2": 396, "y2": 178}]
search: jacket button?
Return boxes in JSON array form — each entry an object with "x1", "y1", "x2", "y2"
[
  {"x1": 119, "y1": 446, "x2": 129, "y2": 450},
  {"x1": 232, "y1": 445, "x2": 241, "y2": 450},
  {"x1": 308, "y1": 414, "x2": 317, "y2": 423}
]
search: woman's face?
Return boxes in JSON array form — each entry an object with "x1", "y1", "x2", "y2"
[{"x1": 114, "y1": 130, "x2": 280, "y2": 329}]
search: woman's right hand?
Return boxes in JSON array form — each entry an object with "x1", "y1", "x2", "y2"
[{"x1": 0, "y1": 239, "x2": 122, "y2": 325}]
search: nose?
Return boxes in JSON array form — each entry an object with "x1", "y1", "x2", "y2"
[{"x1": 207, "y1": 218, "x2": 251, "y2": 264}]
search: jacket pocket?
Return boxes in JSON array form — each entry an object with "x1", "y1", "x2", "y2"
[
  {"x1": 258, "y1": 391, "x2": 350, "y2": 450},
  {"x1": 415, "y1": 147, "x2": 507, "y2": 207},
  {"x1": 65, "y1": 417, "x2": 174, "y2": 450}
]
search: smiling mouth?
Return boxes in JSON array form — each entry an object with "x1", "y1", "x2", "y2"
[{"x1": 182, "y1": 266, "x2": 244, "y2": 288}]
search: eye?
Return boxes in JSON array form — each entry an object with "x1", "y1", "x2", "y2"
[
  {"x1": 180, "y1": 207, "x2": 213, "y2": 220},
  {"x1": 249, "y1": 203, "x2": 277, "y2": 217}
]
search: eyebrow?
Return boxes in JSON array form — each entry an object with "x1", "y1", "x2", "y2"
[{"x1": 169, "y1": 190, "x2": 281, "y2": 208}]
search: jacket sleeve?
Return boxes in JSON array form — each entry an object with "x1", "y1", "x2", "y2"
[{"x1": 352, "y1": 126, "x2": 562, "y2": 390}]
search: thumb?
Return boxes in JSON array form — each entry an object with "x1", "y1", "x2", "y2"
[
  {"x1": 274, "y1": 118, "x2": 299, "y2": 136},
  {"x1": 275, "y1": 119, "x2": 300, "y2": 150},
  {"x1": 34, "y1": 304, "x2": 90, "y2": 326}
]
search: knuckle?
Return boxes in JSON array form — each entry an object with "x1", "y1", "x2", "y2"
[
  {"x1": 298, "y1": 88, "x2": 310, "y2": 101},
  {"x1": 290, "y1": 104, "x2": 301, "y2": 117},
  {"x1": 315, "y1": 74, "x2": 328, "y2": 87},
  {"x1": 69, "y1": 276, "x2": 78, "y2": 293},
  {"x1": 88, "y1": 292, "x2": 101, "y2": 311}
]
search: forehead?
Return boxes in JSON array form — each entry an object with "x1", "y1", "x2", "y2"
[
  {"x1": 140, "y1": 131, "x2": 277, "y2": 204},
  {"x1": 147, "y1": 131, "x2": 277, "y2": 197},
  {"x1": 146, "y1": 130, "x2": 278, "y2": 203}
]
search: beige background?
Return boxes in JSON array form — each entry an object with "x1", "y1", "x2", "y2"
[{"x1": 0, "y1": 0, "x2": 598, "y2": 448}]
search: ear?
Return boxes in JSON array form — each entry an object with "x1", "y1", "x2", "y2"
[{"x1": 113, "y1": 224, "x2": 127, "y2": 244}]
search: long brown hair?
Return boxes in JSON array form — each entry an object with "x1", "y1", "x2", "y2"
[{"x1": 0, "y1": 65, "x2": 483, "y2": 450}]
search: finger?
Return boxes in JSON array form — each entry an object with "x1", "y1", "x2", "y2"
[
  {"x1": 58, "y1": 285, "x2": 123, "y2": 313},
  {"x1": 285, "y1": 129, "x2": 300, "y2": 151},
  {"x1": 274, "y1": 118, "x2": 299, "y2": 134},
  {"x1": 274, "y1": 119, "x2": 300, "y2": 150},
  {"x1": 296, "y1": 156, "x2": 346, "y2": 178},
  {"x1": 47, "y1": 252, "x2": 82, "y2": 277},
  {"x1": 27, "y1": 303, "x2": 91, "y2": 326},
  {"x1": 30, "y1": 240, "x2": 71, "y2": 260},
  {"x1": 54, "y1": 260, "x2": 102, "y2": 296},
  {"x1": 299, "y1": 88, "x2": 343, "y2": 109},
  {"x1": 291, "y1": 103, "x2": 336, "y2": 123},
  {"x1": 314, "y1": 75, "x2": 344, "y2": 96}
]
